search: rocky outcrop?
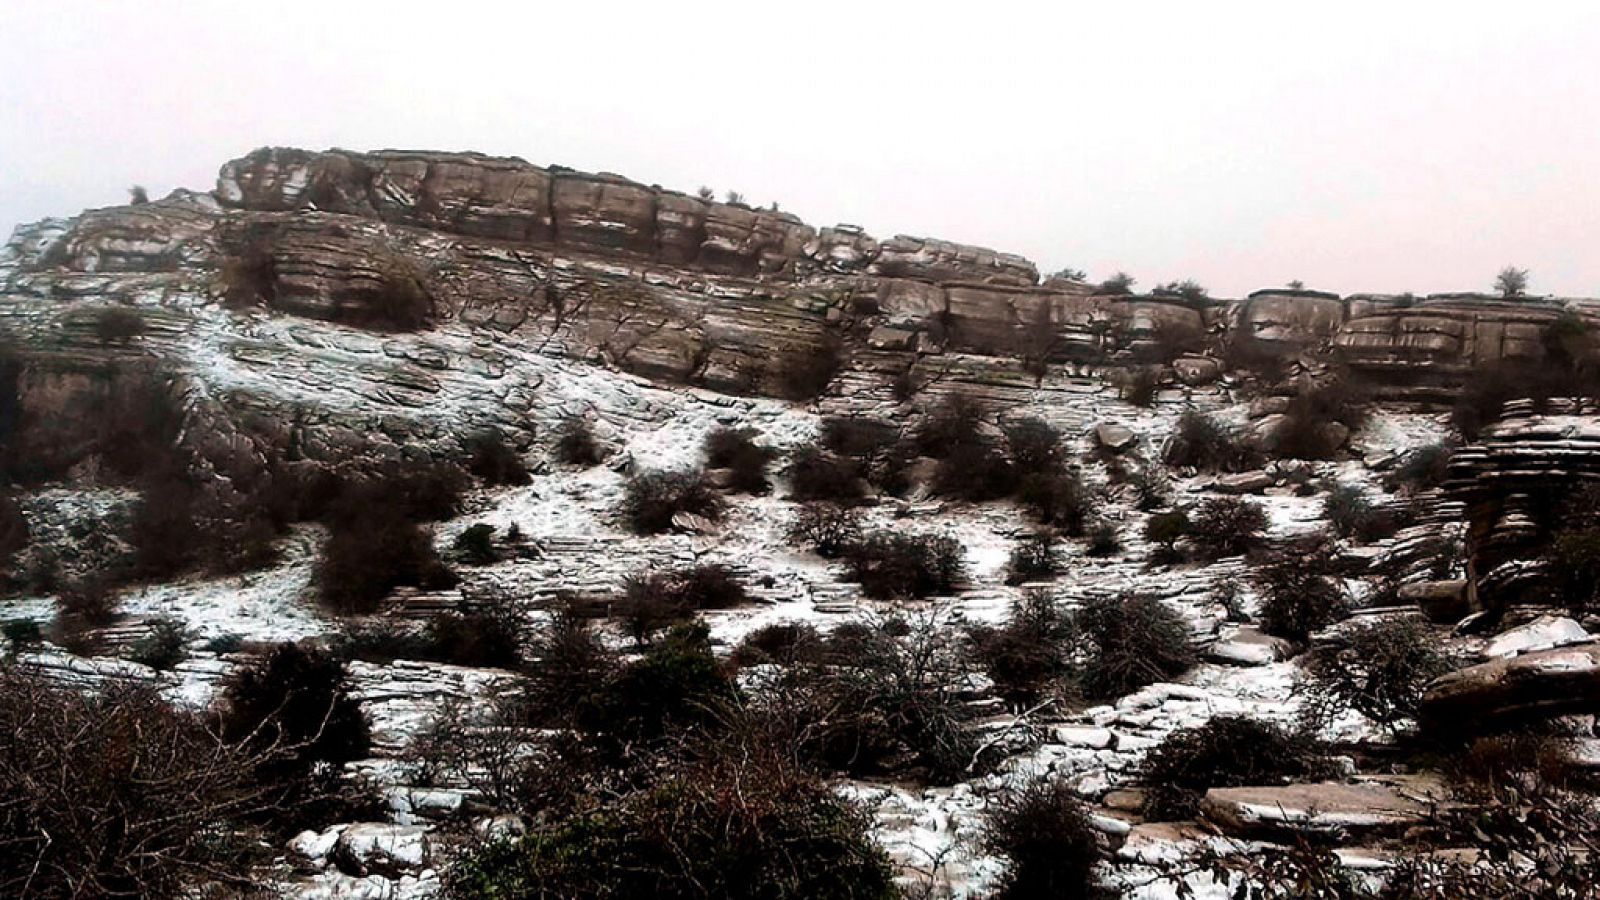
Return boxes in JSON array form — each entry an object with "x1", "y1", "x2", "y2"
[{"x1": 1420, "y1": 641, "x2": 1600, "y2": 734}]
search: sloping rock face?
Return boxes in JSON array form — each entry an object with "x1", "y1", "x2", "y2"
[{"x1": 5, "y1": 145, "x2": 1600, "y2": 507}]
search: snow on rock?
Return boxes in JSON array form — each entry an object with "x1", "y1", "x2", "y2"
[{"x1": 1481, "y1": 615, "x2": 1591, "y2": 659}]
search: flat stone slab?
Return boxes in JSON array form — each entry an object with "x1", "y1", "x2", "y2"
[{"x1": 1200, "y1": 778, "x2": 1448, "y2": 838}]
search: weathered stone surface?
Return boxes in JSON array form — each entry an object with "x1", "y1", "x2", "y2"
[
  {"x1": 1200, "y1": 778, "x2": 1447, "y2": 838},
  {"x1": 332, "y1": 823, "x2": 431, "y2": 877},
  {"x1": 1482, "y1": 615, "x2": 1591, "y2": 660},
  {"x1": 1241, "y1": 290, "x2": 1345, "y2": 348},
  {"x1": 1400, "y1": 580, "x2": 1472, "y2": 623},
  {"x1": 1208, "y1": 626, "x2": 1295, "y2": 666},
  {"x1": 1421, "y1": 642, "x2": 1600, "y2": 733},
  {"x1": 1094, "y1": 423, "x2": 1138, "y2": 452}
]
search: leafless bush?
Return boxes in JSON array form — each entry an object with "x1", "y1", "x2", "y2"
[
  {"x1": 1006, "y1": 531, "x2": 1060, "y2": 584},
  {"x1": 552, "y1": 416, "x2": 602, "y2": 466},
  {"x1": 1190, "y1": 496, "x2": 1269, "y2": 560},
  {"x1": 616, "y1": 564, "x2": 750, "y2": 644},
  {"x1": 968, "y1": 589, "x2": 1073, "y2": 704},
  {"x1": 786, "y1": 502, "x2": 863, "y2": 558},
  {"x1": 785, "y1": 446, "x2": 867, "y2": 504},
  {"x1": 1139, "y1": 716, "x2": 1335, "y2": 820},
  {"x1": 620, "y1": 468, "x2": 723, "y2": 534},
  {"x1": 1163, "y1": 411, "x2": 1261, "y2": 472},
  {"x1": 1301, "y1": 617, "x2": 1458, "y2": 733},
  {"x1": 1252, "y1": 536, "x2": 1347, "y2": 641},
  {"x1": 0, "y1": 668, "x2": 279, "y2": 898},
  {"x1": 703, "y1": 426, "x2": 775, "y2": 494},
  {"x1": 465, "y1": 430, "x2": 529, "y2": 486}
]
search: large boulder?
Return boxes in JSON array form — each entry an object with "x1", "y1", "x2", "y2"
[{"x1": 1420, "y1": 642, "x2": 1600, "y2": 734}]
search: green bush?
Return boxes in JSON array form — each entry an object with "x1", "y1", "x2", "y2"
[
  {"x1": 1070, "y1": 594, "x2": 1195, "y2": 701},
  {"x1": 1143, "y1": 509, "x2": 1189, "y2": 564},
  {"x1": 1140, "y1": 716, "x2": 1336, "y2": 820},
  {"x1": 616, "y1": 564, "x2": 749, "y2": 644},
  {"x1": 1085, "y1": 521, "x2": 1121, "y2": 557},
  {"x1": 93, "y1": 306, "x2": 147, "y2": 344}
]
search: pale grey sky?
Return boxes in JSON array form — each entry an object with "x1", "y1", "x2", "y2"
[{"x1": 5, "y1": 1, "x2": 1599, "y2": 297}]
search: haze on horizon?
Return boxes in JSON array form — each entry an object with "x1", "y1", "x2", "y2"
[{"x1": 4, "y1": 1, "x2": 1598, "y2": 299}]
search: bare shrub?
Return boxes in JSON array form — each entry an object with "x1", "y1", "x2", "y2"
[
  {"x1": 730, "y1": 622, "x2": 825, "y2": 668},
  {"x1": 1016, "y1": 469, "x2": 1090, "y2": 533},
  {"x1": 523, "y1": 599, "x2": 618, "y2": 724},
  {"x1": 757, "y1": 611, "x2": 984, "y2": 782},
  {"x1": 1006, "y1": 531, "x2": 1060, "y2": 584},
  {"x1": 1269, "y1": 378, "x2": 1368, "y2": 460},
  {"x1": 785, "y1": 502, "x2": 862, "y2": 558},
  {"x1": 703, "y1": 426, "x2": 775, "y2": 494},
  {"x1": 1143, "y1": 509, "x2": 1189, "y2": 565},
  {"x1": 442, "y1": 728, "x2": 896, "y2": 900},
  {"x1": 0, "y1": 489, "x2": 28, "y2": 564},
  {"x1": 1121, "y1": 366, "x2": 1160, "y2": 406},
  {"x1": 465, "y1": 430, "x2": 529, "y2": 486},
  {"x1": 1002, "y1": 417, "x2": 1067, "y2": 476},
  {"x1": 616, "y1": 564, "x2": 749, "y2": 644},
  {"x1": 820, "y1": 416, "x2": 900, "y2": 460},
  {"x1": 1385, "y1": 443, "x2": 1454, "y2": 493},
  {"x1": 1548, "y1": 524, "x2": 1600, "y2": 615},
  {"x1": 1084, "y1": 520, "x2": 1121, "y2": 557},
  {"x1": 92, "y1": 306, "x2": 147, "y2": 344},
  {"x1": 982, "y1": 776, "x2": 1109, "y2": 900},
  {"x1": 620, "y1": 468, "x2": 723, "y2": 534},
  {"x1": 785, "y1": 446, "x2": 867, "y2": 504},
  {"x1": 552, "y1": 416, "x2": 601, "y2": 466},
  {"x1": 452, "y1": 522, "x2": 499, "y2": 565},
  {"x1": 220, "y1": 642, "x2": 371, "y2": 770},
  {"x1": 0, "y1": 670, "x2": 277, "y2": 899},
  {"x1": 317, "y1": 496, "x2": 456, "y2": 615},
  {"x1": 1253, "y1": 536, "x2": 1347, "y2": 642},
  {"x1": 1189, "y1": 496, "x2": 1268, "y2": 560},
  {"x1": 841, "y1": 531, "x2": 964, "y2": 600},
  {"x1": 968, "y1": 589, "x2": 1073, "y2": 704},
  {"x1": 1069, "y1": 594, "x2": 1195, "y2": 701},
  {"x1": 1323, "y1": 482, "x2": 1398, "y2": 543},
  {"x1": 1140, "y1": 715, "x2": 1336, "y2": 820},
  {"x1": 1302, "y1": 617, "x2": 1458, "y2": 733},
  {"x1": 1163, "y1": 410, "x2": 1261, "y2": 472}
]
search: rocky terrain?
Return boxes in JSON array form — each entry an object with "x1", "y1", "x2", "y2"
[{"x1": 2, "y1": 147, "x2": 1599, "y2": 899}]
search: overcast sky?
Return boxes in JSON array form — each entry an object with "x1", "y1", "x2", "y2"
[{"x1": 5, "y1": 1, "x2": 1599, "y2": 297}]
